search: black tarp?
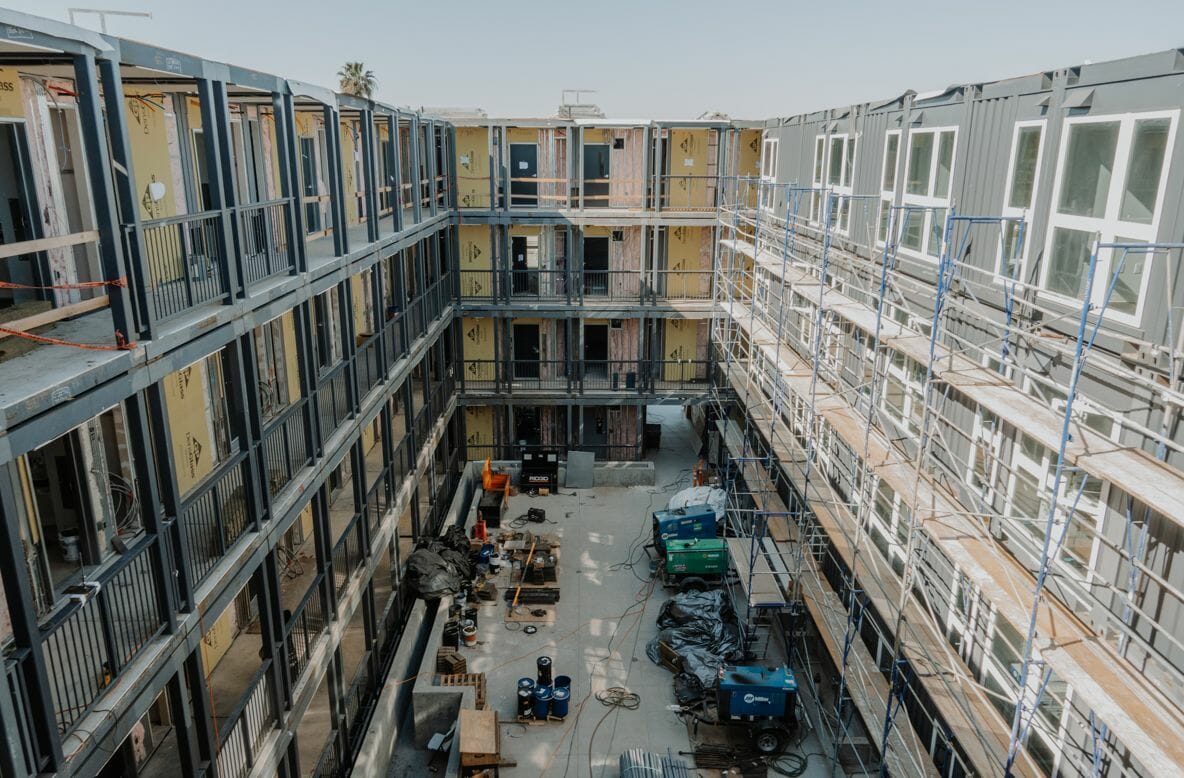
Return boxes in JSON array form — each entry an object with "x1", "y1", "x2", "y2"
[
  {"x1": 646, "y1": 590, "x2": 743, "y2": 688},
  {"x1": 405, "y1": 525, "x2": 476, "y2": 599}
]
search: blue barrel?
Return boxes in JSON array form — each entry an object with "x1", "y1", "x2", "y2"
[
  {"x1": 551, "y1": 686, "x2": 570, "y2": 718},
  {"x1": 532, "y1": 684, "x2": 553, "y2": 719},
  {"x1": 554, "y1": 674, "x2": 571, "y2": 691},
  {"x1": 480, "y1": 544, "x2": 495, "y2": 564},
  {"x1": 517, "y1": 677, "x2": 535, "y2": 692}
]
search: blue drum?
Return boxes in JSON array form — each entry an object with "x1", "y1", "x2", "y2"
[
  {"x1": 532, "y1": 684, "x2": 553, "y2": 719},
  {"x1": 551, "y1": 686, "x2": 571, "y2": 718},
  {"x1": 517, "y1": 677, "x2": 535, "y2": 692}
]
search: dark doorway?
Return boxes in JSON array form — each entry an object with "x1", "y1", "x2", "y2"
[
  {"x1": 582, "y1": 407, "x2": 608, "y2": 447},
  {"x1": 584, "y1": 323, "x2": 608, "y2": 381},
  {"x1": 583, "y1": 143, "x2": 610, "y2": 205},
  {"x1": 515, "y1": 407, "x2": 541, "y2": 446},
  {"x1": 0, "y1": 122, "x2": 43, "y2": 307},
  {"x1": 509, "y1": 143, "x2": 538, "y2": 207},
  {"x1": 582, "y1": 236, "x2": 609, "y2": 296},
  {"x1": 511, "y1": 234, "x2": 539, "y2": 296},
  {"x1": 512, "y1": 323, "x2": 540, "y2": 379}
]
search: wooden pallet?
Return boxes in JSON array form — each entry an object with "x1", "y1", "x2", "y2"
[
  {"x1": 438, "y1": 672, "x2": 487, "y2": 710},
  {"x1": 436, "y1": 648, "x2": 468, "y2": 674}
]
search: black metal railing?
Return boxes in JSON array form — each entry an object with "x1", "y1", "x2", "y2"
[
  {"x1": 331, "y1": 514, "x2": 367, "y2": 600},
  {"x1": 356, "y1": 335, "x2": 384, "y2": 398},
  {"x1": 651, "y1": 269, "x2": 713, "y2": 300},
  {"x1": 214, "y1": 660, "x2": 278, "y2": 778},
  {"x1": 40, "y1": 537, "x2": 166, "y2": 734},
  {"x1": 381, "y1": 308, "x2": 406, "y2": 369},
  {"x1": 365, "y1": 475, "x2": 393, "y2": 539},
  {"x1": 136, "y1": 210, "x2": 228, "y2": 322},
  {"x1": 179, "y1": 454, "x2": 251, "y2": 585},
  {"x1": 316, "y1": 363, "x2": 353, "y2": 442},
  {"x1": 461, "y1": 359, "x2": 710, "y2": 393},
  {"x1": 261, "y1": 400, "x2": 312, "y2": 501},
  {"x1": 5, "y1": 649, "x2": 42, "y2": 774},
  {"x1": 582, "y1": 269, "x2": 642, "y2": 300},
  {"x1": 311, "y1": 735, "x2": 344, "y2": 778},
  {"x1": 239, "y1": 199, "x2": 296, "y2": 286},
  {"x1": 343, "y1": 658, "x2": 375, "y2": 745},
  {"x1": 284, "y1": 578, "x2": 329, "y2": 686}
]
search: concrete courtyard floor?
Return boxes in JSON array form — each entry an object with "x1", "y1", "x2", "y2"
[{"x1": 389, "y1": 405, "x2": 832, "y2": 777}]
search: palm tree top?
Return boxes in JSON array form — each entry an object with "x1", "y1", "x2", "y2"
[{"x1": 338, "y1": 62, "x2": 376, "y2": 100}]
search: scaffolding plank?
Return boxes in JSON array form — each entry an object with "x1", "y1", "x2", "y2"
[
  {"x1": 723, "y1": 309, "x2": 1184, "y2": 776},
  {"x1": 727, "y1": 536, "x2": 787, "y2": 608},
  {"x1": 723, "y1": 236, "x2": 1184, "y2": 527}
]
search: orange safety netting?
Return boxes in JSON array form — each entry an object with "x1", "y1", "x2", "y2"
[{"x1": 0, "y1": 327, "x2": 134, "y2": 351}]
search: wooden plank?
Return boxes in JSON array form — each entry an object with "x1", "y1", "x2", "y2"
[
  {"x1": 727, "y1": 536, "x2": 786, "y2": 608},
  {"x1": 0, "y1": 296, "x2": 109, "y2": 340},
  {"x1": 721, "y1": 318, "x2": 1184, "y2": 775},
  {"x1": 459, "y1": 708, "x2": 498, "y2": 766},
  {"x1": 0, "y1": 230, "x2": 98, "y2": 260}
]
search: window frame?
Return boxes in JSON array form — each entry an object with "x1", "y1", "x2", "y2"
[
  {"x1": 997, "y1": 119, "x2": 1047, "y2": 280},
  {"x1": 759, "y1": 134, "x2": 779, "y2": 214},
  {"x1": 1039, "y1": 109, "x2": 1179, "y2": 325},
  {"x1": 897, "y1": 126, "x2": 959, "y2": 260},
  {"x1": 876, "y1": 130, "x2": 902, "y2": 245},
  {"x1": 810, "y1": 132, "x2": 857, "y2": 234}
]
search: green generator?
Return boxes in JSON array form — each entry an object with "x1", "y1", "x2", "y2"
[{"x1": 665, "y1": 538, "x2": 728, "y2": 576}]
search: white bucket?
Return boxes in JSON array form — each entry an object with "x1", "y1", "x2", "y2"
[
  {"x1": 462, "y1": 624, "x2": 478, "y2": 647},
  {"x1": 59, "y1": 530, "x2": 81, "y2": 563}
]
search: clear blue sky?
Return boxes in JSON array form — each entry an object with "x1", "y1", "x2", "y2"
[{"x1": 8, "y1": 0, "x2": 1184, "y2": 118}]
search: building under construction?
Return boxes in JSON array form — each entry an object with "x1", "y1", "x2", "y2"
[{"x1": 0, "y1": 8, "x2": 1181, "y2": 777}]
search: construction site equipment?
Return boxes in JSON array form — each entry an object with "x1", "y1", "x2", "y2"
[
  {"x1": 716, "y1": 665, "x2": 798, "y2": 754},
  {"x1": 652, "y1": 504, "x2": 717, "y2": 555},
  {"x1": 618, "y1": 748, "x2": 692, "y2": 777},
  {"x1": 502, "y1": 587, "x2": 559, "y2": 605},
  {"x1": 662, "y1": 538, "x2": 728, "y2": 592}
]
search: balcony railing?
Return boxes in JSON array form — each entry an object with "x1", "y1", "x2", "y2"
[
  {"x1": 261, "y1": 400, "x2": 312, "y2": 501},
  {"x1": 316, "y1": 363, "x2": 353, "y2": 443},
  {"x1": 284, "y1": 577, "x2": 329, "y2": 687},
  {"x1": 581, "y1": 270, "x2": 642, "y2": 300},
  {"x1": 239, "y1": 199, "x2": 296, "y2": 286},
  {"x1": 356, "y1": 334, "x2": 384, "y2": 398},
  {"x1": 136, "y1": 210, "x2": 228, "y2": 322},
  {"x1": 214, "y1": 660, "x2": 278, "y2": 778},
  {"x1": 312, "y1": 735, "x2": 344, "y2": 778},
  {"x1": 5, "y1": 649, "x2": 42, "y2": 774},
  {"x1": 652, "y1": 269, "x2": 713, "y2": 300},
  {"x1": 179, "y1": 454, "x2": 251, "y2": 585},
  {"x1": 39, "y1": 537, "x2": 166, "y2": 734},
  {"x1": 365, "y1": 474, "x2": 393, "y2": 539},
  {"x1": 462, "y1": 359, "x2": 710, "y2": 393},
  {"x1": 331, "y1": 514, "x2": 367, "y2": 601}
]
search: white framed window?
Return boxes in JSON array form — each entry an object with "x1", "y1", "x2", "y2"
[
  {"x1": 876, "y1": 130, "x2": 902, "y2": 244},
  {"x1": 759, "y1": 134, "x2": 779, "y2": 213},
  {"x1": 897, "y1": 127, "x2": 957, "y2": 259},
  {"x1": 810, "y1": 133, "x2": 857, "y2": 233},
  {"x1": 880, "y1": 350, "x2": 925, "y2": 440},
  {"x1": 998, "y1": 120, "x2": 1046, "y2": 279},
  {"x1": 1041, "y1": 110, "x2": 1177, "y2": 324}
]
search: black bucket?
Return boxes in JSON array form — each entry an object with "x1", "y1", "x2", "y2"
[
  {"x1": 517, "y1": 687, "x2": 534, "y2": 718},
  {"x1": 536, "y1": 656, "x2": 553, "y2": 687},
  {"x1": 464, "y1": 607, "x2": 479, "y2": 629},
  {"x1": 441, "y1": 620, "x2": 460, "y2": 650}
]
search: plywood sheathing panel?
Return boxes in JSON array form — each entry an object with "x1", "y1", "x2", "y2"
[
  {"x1": 465, "y1": 405, "x2": 495, "y2": 450},
  {"x1": 20, "y1": 75, "x2": 79, "y2": 305},
  {"x1": 610, "y1": 128, "x2": 645, "y2": 208},
  {"x1": 455, "y1": 126, "x2": 491, "y2": 208}
]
